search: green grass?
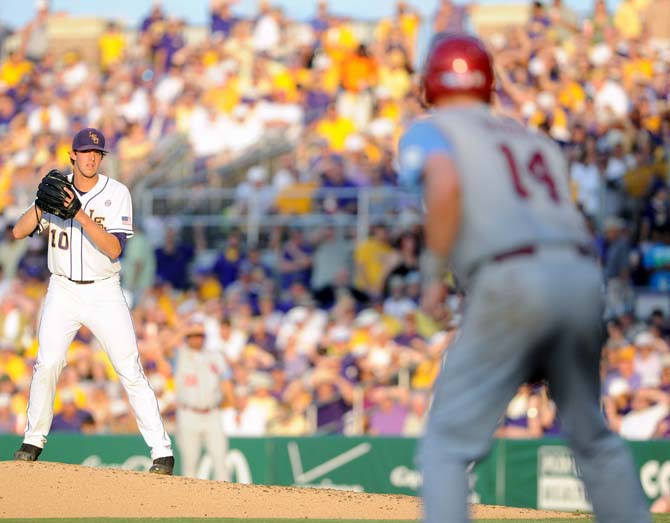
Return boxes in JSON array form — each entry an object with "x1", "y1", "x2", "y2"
[{"x1": 1, "y1": 517, "x2": 669, "y2": 523}]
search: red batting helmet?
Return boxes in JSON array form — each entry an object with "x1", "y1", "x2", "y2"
[{"x1": 421, "y1": 33, "x2": 494, "y2": 106}]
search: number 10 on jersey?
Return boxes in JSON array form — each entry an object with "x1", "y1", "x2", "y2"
[{"x1": 50, "y1": 229, "x2": 69, "y2": 250}]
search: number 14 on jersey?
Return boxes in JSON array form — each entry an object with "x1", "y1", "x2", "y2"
[{"x1": 499, "y1": 143, "x2": 561, "y2": 204}]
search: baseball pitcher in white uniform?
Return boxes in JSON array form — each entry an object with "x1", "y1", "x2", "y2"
[
  {"x1": 11, "y1": 128, "x2": 174, "y2": 475},
  {"x1": 174, "y1": 316, "x2": 235, "y2": 480},
  {"x1": 398, "y1": 35, "x2": 650, "y2": 522}
]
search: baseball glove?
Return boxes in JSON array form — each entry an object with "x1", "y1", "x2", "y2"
[{"x1": 36, "y1": 170, "x2": 81, "y2": 220}]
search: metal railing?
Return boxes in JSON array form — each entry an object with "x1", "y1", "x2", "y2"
[
  {"x1": 131, "y1": 133, "x2": 193, "y2": 192},
  {"x1": 139, "y1": 185, "x2": 422, "y2": 245},
  {"x1": 176, "y1": 133, "x2": 296, "y2": 189},
  {"x1": 133, "y1": 132, "x2": 296, "y2": 223}
]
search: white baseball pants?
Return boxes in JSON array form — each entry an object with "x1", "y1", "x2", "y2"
[{"x1": 23, "y1": 274, "x2": 172, "y2": 459}]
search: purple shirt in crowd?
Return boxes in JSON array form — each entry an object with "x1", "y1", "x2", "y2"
[
  {"x1": 317, "y1": 398, "x2": 350, "y2": 434},
  {"x1": 368, "y1": 404, "x2": 408, "y2": 435},
  {"x1": 211, "y1": 14, "x2": 238, "y2": 37},
  {"x1": 51, "y1": 410, "x2": 92, "y2": 432}
]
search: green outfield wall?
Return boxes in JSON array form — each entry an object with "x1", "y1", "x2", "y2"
[{"x1": 2, "y1": 435, "x2": 669, "y2": 510}]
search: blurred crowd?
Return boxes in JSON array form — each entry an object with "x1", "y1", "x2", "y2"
[
  {"x1": 0, "y1": 0, "x2": 424, "y2": 214},
  {"x1": 0, "y1": 218, "x2": 454, "y2": 437},
  {"x1": 1, "y1": 0, "x2": 670, "y2": 441}
]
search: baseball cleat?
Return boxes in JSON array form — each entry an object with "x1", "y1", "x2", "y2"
[
  {"x1": 149, "y1": 456, "x2": 174, "y2": 475},
  {"x1": 14, "y1": 443, "x2": 43, "y2": 462}
]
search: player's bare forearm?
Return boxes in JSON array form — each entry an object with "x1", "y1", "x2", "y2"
[
  {"x1": 12, "y1": 204, "x2": 42, "y2": 240},
  {"x1": 424, "y1": 154, "x2": 462, "y2": 258},
  {"x1": 74, "y1": 210, "x2": 122, "y2": 259}
]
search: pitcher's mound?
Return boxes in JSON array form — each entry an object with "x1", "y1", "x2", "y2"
[{"x1": 0, "y1": 461, "x2": 587, "y2": 520}]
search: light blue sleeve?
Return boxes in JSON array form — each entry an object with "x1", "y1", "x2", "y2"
[{"x1": 398, "y1": 119, "x2": 453, "y2": 192}]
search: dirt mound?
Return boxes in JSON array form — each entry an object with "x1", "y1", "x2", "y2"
[{"x1": 0, "y1": 461, "x2": 586, "y2": 520}]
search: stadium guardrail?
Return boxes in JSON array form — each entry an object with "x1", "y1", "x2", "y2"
[{"x1": 137, "y1": 185, "x2": 422, "y2": 245}]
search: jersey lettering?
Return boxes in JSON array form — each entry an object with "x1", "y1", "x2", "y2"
[
  {"x1": 88, "y1": 209, "x2": 106, "y2": 229},
  {"x1": 50, "y1": 230, "x2": 69, "y2": 250},
  {"x1": 499, "y1": 143, "x2": 560, "y2": 204},
  {"x1": 499, "y1": 143, "x2": 528, "y2": 199}
]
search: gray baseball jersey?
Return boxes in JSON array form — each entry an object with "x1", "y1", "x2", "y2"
[
  {"x1": 174, "y1": 345, "x2": 230, "y2": 480},
  {"x1": 174, "y1": 346, "x2": 228, "y2": 410},
  {"x1": 399, "y1": 104, "x2": 651, "y2": 523},
  {"x1": 401, "y1": 105, "x2": 590, "y2": 286}
]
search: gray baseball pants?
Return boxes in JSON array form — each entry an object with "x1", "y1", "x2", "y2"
[{"x1": 419, "y1": 250, "x2": 650, "y2": 523}]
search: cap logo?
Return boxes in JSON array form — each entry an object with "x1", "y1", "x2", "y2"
[
  {"x1": 440, "y1": 70, "x2": 485, "y2": 89},
  {"x1": 89, "y1": 131, "x2": 100, "y2": 144}
]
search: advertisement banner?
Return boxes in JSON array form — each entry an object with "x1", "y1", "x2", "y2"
[
  {"x1": 2, "y1": 434, "x2": 668, "y2": 509},
  {"x1": 0, "y1": 435, "x2": 491, "y2": 499},
  {"x1": 535, "y1": 444, "x2": 591, "y2": 511},
  {"x1": 498, "y1": 438, "x2": 670, "y2": 511},
  {"x1": 270, "y1": 437, "x2": 415, "y2": 493},
  {"x1": 265, "y1": 437, "x2": 496, "y2": 501},
  {"x1": 1, "y1": 435, "x2": 270, "y2": 483}
]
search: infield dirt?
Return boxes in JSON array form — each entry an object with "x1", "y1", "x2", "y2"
[{"x1": 0, "y1": 461, "x2": 587, "y2": 520}]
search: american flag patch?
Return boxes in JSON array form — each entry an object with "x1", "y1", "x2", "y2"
[{"x1": 121, "y1": 216, "x2": 130, "y2": 225}]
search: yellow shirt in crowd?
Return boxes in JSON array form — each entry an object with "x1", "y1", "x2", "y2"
[
  {"x1": 614, "y1": 0, "x2": 651, "y2": 39},
  {"x1": 275, "y1": 182, "x2": 317, "y2": 215},
  {"x1": 271, "y1": 69, "x2": 299, "y2": 102},
  {"x1": 378, "y1": 67, "x2": 411, "y2": 100},
  {"x1": 316, "y1": 116, "x2": 357, "y2": 152},
  {"x1": 1, "y1": 352, "x2": 27, "y2": 383},
  {"x1": 622, "y1": 57, "x2": 654, "y2": 87},
  {"x1": 322, "y1": 21, "x2": 359, "y2": 64},
  {"x1": 354, "y1": 238, "x2": 393, "y2": 294},
  {"x1": 558, "y1": 81, "x2": 586, "y2": 112},
  {"x1": 0, "y1": 58, "x2": 33, "y2": 87},
  {"x1": 98, "y1": 32, "x2": 126, "y2": 71},
  {"x1": 376, "y1": 13, "x2": 420, "y2": 52},
  {"x1": 203, "y1": 77, "x2": 241, "y2": 114}
]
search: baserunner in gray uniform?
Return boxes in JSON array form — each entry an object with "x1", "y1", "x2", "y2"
[{"x1": 398, "y1": 33, "x2": 650, "y2": 523}]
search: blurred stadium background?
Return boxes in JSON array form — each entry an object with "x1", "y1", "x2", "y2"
[{"x1": 0, "y1": 0, "x2": 670, "y2": 512}]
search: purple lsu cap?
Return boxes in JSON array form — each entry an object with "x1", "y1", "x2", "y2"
[{"x1": 72, "y1": 127, "x2": 109, "y2": 153}]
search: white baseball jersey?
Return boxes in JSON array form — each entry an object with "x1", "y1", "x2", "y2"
[
  {"x1": 23, "y1": 172, "x2": 172, "y2": 461},
  {"x1": 400, "y1": 105, "x2": 590, "y2": 283},
  {"x1": 37, "y1": 174, "x2": 133, "y2": 281}
]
